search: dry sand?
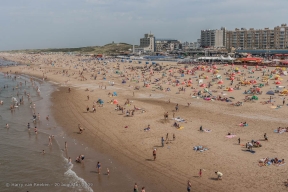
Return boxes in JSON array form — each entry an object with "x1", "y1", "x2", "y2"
[{"x1": 1, "y1": 52, "x2": 288, "y2": 191}]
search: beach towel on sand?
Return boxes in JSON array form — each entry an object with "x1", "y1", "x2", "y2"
[
  {"x1": 177, "y1": 126, "x2": 184, "y2": 130},
  {"x1": 225, "y1": 135, "x2": 236, "y2": 138},
  {"x1": 204, "y1": 129, "x2": 211, "y2": 132},
  {"x1": 173, "y1": 117, "x2": 185, "y2": 122}
]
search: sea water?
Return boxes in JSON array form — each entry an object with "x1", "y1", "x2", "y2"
[{"x1": 0, "y1": 59, "x2": 147, "y2": 192}]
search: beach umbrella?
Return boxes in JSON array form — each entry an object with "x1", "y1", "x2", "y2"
[{"x1": 275, "y1": 81, "x2": 281, "y2": 84}]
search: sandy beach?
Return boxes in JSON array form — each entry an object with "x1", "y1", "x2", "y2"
[{"x1": 1, "y1": 52, "x2": 288, "y2": 191}]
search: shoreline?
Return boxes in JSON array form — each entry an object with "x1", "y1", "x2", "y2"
[{"x1": 2, "y1": 53, "x2": 288, "y2": 191}]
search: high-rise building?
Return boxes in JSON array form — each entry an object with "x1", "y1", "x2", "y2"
[
  {"x1": 200, "y1": 27, "x2": 226, "y2": 48},
  {"x1": 140, "y1": 33, "x2": 155, "y2": 52},
  {"x1": 226, "y1": 24, "x2": 288, "y2": 50}
]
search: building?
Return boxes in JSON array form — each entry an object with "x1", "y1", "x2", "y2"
[
  {"x1": 139, "y1": 33, "x2": 155, "y2": 52},
  {"x1": 155, "y1": 38, "x2": 181, "y2": 52},
  {"x1": 226, "y1": 24, "x2": 288, "y2": 50},
  {"x1": 200, "y1": 27, "x2": 226, "y2": 48},
  {"x1": 182, "y1": 41, "x2": 201, "y2": 50}
]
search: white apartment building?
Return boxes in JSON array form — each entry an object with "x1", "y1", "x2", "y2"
[{"x1": 200, "y1": 27, "x2": 226, "y2": 48}]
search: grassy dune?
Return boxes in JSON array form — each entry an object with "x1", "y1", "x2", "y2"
[{"x1": 3, "y1": 43, "x2": 133, "y2": 55}]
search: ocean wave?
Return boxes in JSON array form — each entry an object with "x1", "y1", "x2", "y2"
[{"x1": 64, "y1": 167, "x2": 94, "y2": 192}]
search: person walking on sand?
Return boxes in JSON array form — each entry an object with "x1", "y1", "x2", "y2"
[
  {"x1": 199, "y1": 169, "x2": 202, "y2": 177},
  {"x1": 283, "y1": 98, "x2": 285, "y2": 106},
  {"x1": 161, "y1": 137, "x2": 164, "y2": 147},
  {"x1": 65, "y1": 141, "x2": 67, "y2": 150},
  {"x1": 134, "y1": 183, "x2": 138, "y2": 192},
  {"x1": 34, "y1": 126, "x2": 38, "y2": 135},
  {"x1": 97, "y1": 161, "x2": 101, "y2": 174},
  {"x1": 173, "y1": 133, "x2": 175, "y2": 141},
  {"x1": 141, "y1": 187, "x2": 145, "y2": 192},
  {"x1": 68, "y1": 88, "x2": 71, "y2": 93},
  {"x1": 187, "y1": 180, "x2": 192, "y2": 192},
  {"x1": 264, "y1": 133, "x2": 268, "y2": 141},
  {"x1": 175, "y1": 103, "x2": 179, "y2": 112},
  {"x1": 166, "y1": 133, "x2": 169, "y2": 141},
  {"x1": 153, "y1": 149, "x2": 156, "y2": 161},
  {"x1": 48, "y1": 136, "x2": 52, "y2": 146},
  {"x1": 27, "y1": 123, "x2": 30, "y2": 131},
  {"x1": 107, "y1": 168, "x2": 110, "y2": 176},
  {"x1": 87, "y1": 95, "x2": 89, "y2": 100},
  {"x1": 238, "y1": 137, "x2": 241, "y2": 145}
]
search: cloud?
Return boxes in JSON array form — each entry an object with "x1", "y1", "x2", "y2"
[{"x1": 0, "y1": 0, "x2": 287, "y2": 50}]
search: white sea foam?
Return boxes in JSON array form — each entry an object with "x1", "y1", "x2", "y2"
[{"x1": 64, "y1": 168, "x2": 93, "y2": 192}]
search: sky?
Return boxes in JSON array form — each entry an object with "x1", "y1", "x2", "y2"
[{"x1": 0, "y1": 0, "x2": 287, "y2": 51}]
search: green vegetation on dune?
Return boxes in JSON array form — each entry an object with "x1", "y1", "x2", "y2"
[{"x1": 3, "y1": 43, "x2": 133, "y2": 55}]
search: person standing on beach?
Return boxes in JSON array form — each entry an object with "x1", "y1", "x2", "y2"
[
  {"x1": 34, "y1": 126, "x2": 38, "y2": 134},
  {"x1": 65, "y1": 141, "x2": 67, "y2": 150},
  {"x1": 97, "y1": 161, "x2": 101, "y2": 174},
  {"x1": 166, "y1": 133, "x2": 169, "y2": 141},
  {"x1": 27, "y1": 123, "x2": 30, "y2": 131},
  {"x1": 87, "y1": 95, "x2": 89, "y2": 100},
  {"x1": 238, "y1": 138, "x2": 240, "y2": 145},
  {"x1": 187, "y1": 180, "x2": 192, "y2": 192},
  {"x1": 48, "y1": 136, "x2": 52, "y2": 146},
  {"x1": 264, "y1": 133, "x2": 268, "y2": 141},
  {"x1": 141, "y1": 187, "x2": 145, "y2": 192},
  {"x1": 175, "y1": 104, "x2": 179, "y2": 112},
  {"x1": 161, "y1": 137, "x2": 164, "y2": 147},
  {"x1": 68, "y1": 88, "x2": 71, "y2": 93},
  {"x1": 283, "y1": 98, "x2": 285, "y2": 106},
  {"x1": 173, "y1": 133, "x2": 175, "y2": 141},
  {"x1": 153, "y1": 149, "x2": 156, "y2": 161},
  {"x1": 199, "y1": 169, "x2": 202, "y2": 177},
  {"x1": 134, "y1": 183, "x2": 138, "y2": 192}
]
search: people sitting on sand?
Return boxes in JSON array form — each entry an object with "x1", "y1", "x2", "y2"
[
  {"x1": 144, "y1": 125, "x2": 151, "y2": 131},
  {"x1": 259, "y1": 157, "x2": 269, "y2": 167},
  {"x1": 240, "y1": 122, "x2": 248, "y2": 126},
  {"x1": 173, "y1": 122, "x2": 180, "y2": 128}
]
